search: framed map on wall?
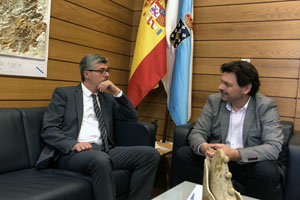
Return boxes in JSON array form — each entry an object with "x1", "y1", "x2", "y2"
[{"x1": 0, "y1": 0, "x2": 51, "y2": 78}]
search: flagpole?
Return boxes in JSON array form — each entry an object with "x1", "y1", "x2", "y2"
[{"x1": 162, "y1": 106, "x2": 169, "y2": 143}]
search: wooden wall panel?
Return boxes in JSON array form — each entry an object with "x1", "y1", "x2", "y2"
[
  {"x1": 51, "y1": 0, "x2": 132, "y2": 40},
  {"x1": 193, "y1": 75, "x2": 298, "y2": 98},
  {"x1": 142, "y1": 85, "x2": 167, "y2": 104},
  {"x1": 132, "y1": 11, "x2": 141, "y2": 27},
  {"x1": 133, "y1": 2, "x2": 300, "y2": 25},
  {"x1": 273, "y1": 98, "x2": 296, "y2": 118},
  {"x1": 191, "y1": 108, "x2": 202, "y2": 122},
  {"x1": 194, "y1": 21, "x2": 300, "y2": 40},
  {"x1": 297, "y1": 80, "x2": 300, "y2": 99},
  {"x1": 0, "y1": 101, "x2": 50, "y2": 108},
  {"x1": 194, "y1": 2, "x2": 300, "y2": 23},
  {"x1": 294, "y1": 119, "x2": 300, "y2": 131},
  {"x1": 192, "y1": 91, "x2": 213, "y2": 108},
  {"x1": 194, "y1": 58, "x2": 299, "y2": 78},
  {"x1": 295, "y1": 100, "x2": 300, "y2": 118},
  {"x1": 48, "y1": 39, "x2": 130, "y2": 70},
  {"x1": 133, "y1": 0, "x2": 144, "y2": 11},
  {"x1": 0, "y1": 77, "x2": 78, "y2": 100},
  {"x1": 195, "y1": 0, "x2": 285, "y2": 6},
  {"x1": 47, "y1": 60, "x2": 80, "y2": 81},
  {"x1": 138, "y1": 102, "x2": 166, "y2": 119},
  {"x1": 132, "y1": 0, "x2": 284, "y2": 9},
  {"x1": 194, "y1": 41, "x2": 300, "y2": 59},
  {"x1": 68, "y1": 0, "x2": 133, "y2": 25},
  {"x1": 112, "y1": 0, "x2": 136, "y2": 11},
  {"x1": 133, "y1": 0, "x2": 283, "y2": 10},
  {"x1": 192, "y1": 92, "x2": 296, "y2": 118},
  {"x1": 259, "y1": 78, "x2": 297, "y2": 98},
  {"x1": 50, "y1": 18, "x2": 131, "y2": 56}
]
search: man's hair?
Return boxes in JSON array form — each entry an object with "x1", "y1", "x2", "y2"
[
  {"x1": 220, "y1": 61, "x2": 260, "y2": 96},
  {"x1": 79, "y1": 54, "x2": 108, "y2": 81}
]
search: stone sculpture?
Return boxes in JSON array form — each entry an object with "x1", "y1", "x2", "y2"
[{"x1": 202, "y1": 149, "x2": 243, "y2": 200}]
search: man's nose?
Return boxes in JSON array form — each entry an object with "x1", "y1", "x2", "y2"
[{"x1": 218, "y1": 83, "x2": 224, "y2": 90}]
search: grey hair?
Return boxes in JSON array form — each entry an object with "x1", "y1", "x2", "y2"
[{"x1": 79, "y1": 54, "x2": 108, "y2": 81}]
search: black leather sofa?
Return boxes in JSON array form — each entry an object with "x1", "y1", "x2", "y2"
[
  {"x1": 0, "y1": 107, "x2": 156, "y2": 200},
  {"x1": 170, "y1": 121, "x2": 300, "y2": 200}
]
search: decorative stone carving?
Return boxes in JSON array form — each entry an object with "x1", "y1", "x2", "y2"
[{"x1": 202, "y1": 149, "x2": 243, "y2": 200}]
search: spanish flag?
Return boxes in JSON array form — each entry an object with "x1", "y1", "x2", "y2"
[{"x1": 127, "y1": 0, "x2": 167, "y2": 107}]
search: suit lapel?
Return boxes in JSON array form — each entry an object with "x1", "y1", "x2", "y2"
[
  {"x1": 75, "y1": 84, "x2": 83, "y2": 136},
  {"x1": 220, "y1": 102, "x2": 230, "y2": 143},
  {"x1": 243, "y1": 97, "x2": 256, "y2": 145}
]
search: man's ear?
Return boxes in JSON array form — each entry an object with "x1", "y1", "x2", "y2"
[
  {"x1": 243, "y1": 83, "x2": 252, "y2": 95},
  {"x1": 84, "y1": 70, "x2": 89, "y2": 80}
]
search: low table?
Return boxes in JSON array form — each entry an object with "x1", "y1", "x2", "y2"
[
  {"x1": 155, "y1": 141, "x2": 173, "y2": 155},
  {"x1": 152, "y1": 181, "x2": 258, "y2": 200}
]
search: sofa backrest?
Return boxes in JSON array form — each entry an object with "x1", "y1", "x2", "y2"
[
  {"x1": 0, "y1": 108, "x2": 31, "y2": 174},
  {"x1": 19, "y1": 107, "x2": 46, "y2": 167},
  {"x1": 277, "y1": 121, "x2": 294, "y2": 177},
  {"x1": 0, "y1": 108, "x2": 46, "y2": 174}
]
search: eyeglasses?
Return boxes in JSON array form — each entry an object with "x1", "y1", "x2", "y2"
[{"x1": 87, "y1": 68, "x2": 110, "y2": 74}]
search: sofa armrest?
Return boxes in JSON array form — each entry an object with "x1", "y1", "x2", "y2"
[
  {"x1": 284, "y1": 132, "x2": 300, "y2": 200},
  {"x1": 170, "y1": 123, "x2": 194, "y2": 187},
  {"x1": 113, "y1": 120, "x2": 156, "y2": 147}
]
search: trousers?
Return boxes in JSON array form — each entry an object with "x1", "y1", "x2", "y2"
[{"x1": 55, "y1": 145, "x2": 160, "y2": 200}]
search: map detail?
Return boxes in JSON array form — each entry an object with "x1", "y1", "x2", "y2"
[{"x1": 0, "y1": 0, "x2": 48, "y2": 58}]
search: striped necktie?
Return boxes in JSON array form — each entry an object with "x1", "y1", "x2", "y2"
[{"x1": 91, "y1": 94, "x2": 109, "y2": 153}]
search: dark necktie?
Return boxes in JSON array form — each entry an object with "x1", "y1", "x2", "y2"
[{"x1": 91, "y1": 94, "x2": 109, "y2": 153}]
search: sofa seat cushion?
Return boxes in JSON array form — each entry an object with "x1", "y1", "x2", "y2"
[
  {"x1": 0, "y1": 168, "x2": 94, "y2": 200},
  {"x1": 0, "y1": 168, "x2": 131, "y2": 200}
]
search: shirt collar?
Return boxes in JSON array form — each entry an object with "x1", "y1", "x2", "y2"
[
  {"x1": 226, "y1": 96, "x2": 251, "y2": 112},
  {"x1": 81, "y1": 82, "x2": 94, "y2": 97}
]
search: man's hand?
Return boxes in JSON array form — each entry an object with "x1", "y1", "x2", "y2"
[
  {"x1": 72, "y1": 142, "x2": 92, "y2": 152},
  {"x1": 200, "y1": 143, "x2": 217, "y2": 158},
  {"x1": 212, "y1": 143, "x2": 241, "y2": 161},
  {"x1": 98, "y1": 80, "x2": 121, "y2": 95}
]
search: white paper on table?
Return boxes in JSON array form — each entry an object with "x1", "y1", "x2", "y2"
[
  {"x1": 155, "y1": 141, "x2": 170, "y2": 151},
  {"x1": 186, "y1": 184, "x2": 203, "y2": 200}
]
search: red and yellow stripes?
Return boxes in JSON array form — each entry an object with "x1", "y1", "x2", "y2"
[{"x1": 127, "y1": 0, "x2": 166, "y2": 107}]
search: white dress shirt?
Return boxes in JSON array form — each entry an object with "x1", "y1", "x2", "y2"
[
  {"x1": 77, "y1": 83, "x2": 103, "y2": 145},
  {"x1": 225, "y1": 97, "x2": 251, "y2": 149},
  {"x1": 77, "y1": 83, "x2": 123, "y2": 145}
]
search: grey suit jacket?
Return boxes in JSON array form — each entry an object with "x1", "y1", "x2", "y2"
[
  {"x1": 189, "y1": 93, "x2": 283, "y2": 163},
  {"x1": 36, "y1": 84, "x2": 138, "y2": 168}
]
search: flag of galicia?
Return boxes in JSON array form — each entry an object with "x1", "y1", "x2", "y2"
[{"x1": 168, "y1": 0, "x2": 193, "y2": 126}]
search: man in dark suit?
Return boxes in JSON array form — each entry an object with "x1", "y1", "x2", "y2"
[
  {"x1": 36, "y1": 54, "x2": 160, "y2": 200},
  {"x1": 176, "y1": 61, "x2": 284, "y2": 200}
]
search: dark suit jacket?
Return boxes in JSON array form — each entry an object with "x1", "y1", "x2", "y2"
[{"x1": 36, "y1": 84, "x2": 138, "y2": 168}]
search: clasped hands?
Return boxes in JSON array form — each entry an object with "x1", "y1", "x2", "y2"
[{"x1": 200, "y1": 143, "x2": 241, "y2": 161}]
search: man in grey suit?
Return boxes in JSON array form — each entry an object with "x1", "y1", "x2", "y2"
[
  {"x1": 36, "y1": 54, "x2": 160, "y2": 200},
  {"x1": 176, "y1": 61, "x2": 283, "y2": 200}
]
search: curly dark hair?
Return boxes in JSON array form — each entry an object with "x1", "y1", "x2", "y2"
[{"x1": 221, "y1": 61, "x2": 260, "y2": 96}]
